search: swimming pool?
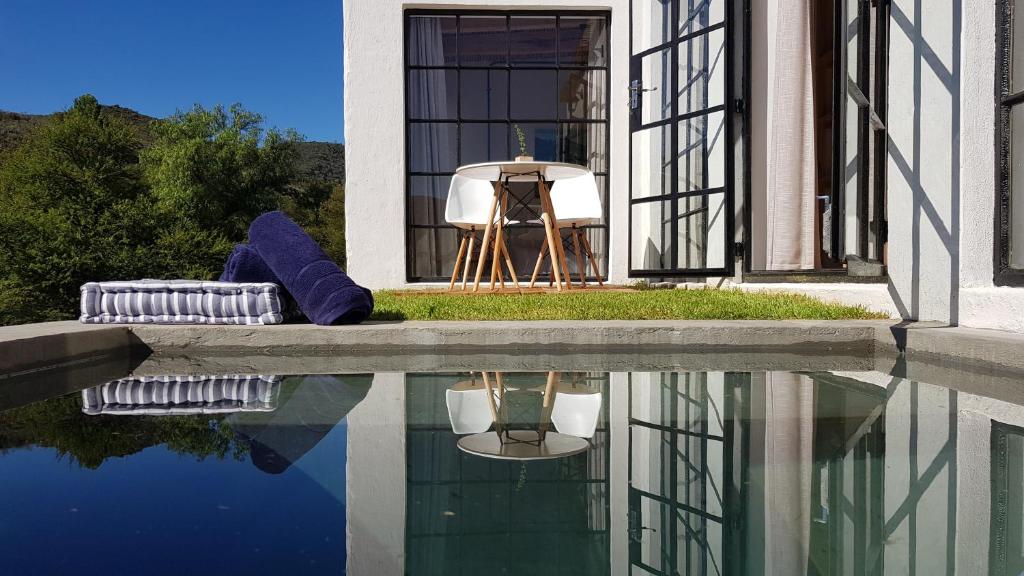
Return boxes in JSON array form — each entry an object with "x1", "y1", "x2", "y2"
[{"x1": 1, "y1": 353, "x2": 1021, "y2": 575}]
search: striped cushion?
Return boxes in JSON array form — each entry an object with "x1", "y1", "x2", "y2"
[
  {"x1": 81, "y1": 375, "x2": 281, "y2": 415},
  {"x1": 80, "y1": 280, "x2": 295, "y2": 325}
]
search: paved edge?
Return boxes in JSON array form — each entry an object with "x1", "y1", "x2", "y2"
[{"x1": 3, "y1": 319, "x2": 1024, "y2": 376}]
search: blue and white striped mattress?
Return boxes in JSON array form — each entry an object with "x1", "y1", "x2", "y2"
[
  {"x1": 81, "y1": 374, "x2": 281, "y2": 416},
  {"x1": 80, "y1": 280, "x2": 294, "y2": 325}
]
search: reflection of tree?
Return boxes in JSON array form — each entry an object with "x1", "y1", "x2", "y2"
[{"x1": 0, "y1": 395, "x2": 247, "y2": 469}]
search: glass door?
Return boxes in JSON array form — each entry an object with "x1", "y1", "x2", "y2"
[{"x1": 629, "y1": 0, "x2": 733, "y2": 276}]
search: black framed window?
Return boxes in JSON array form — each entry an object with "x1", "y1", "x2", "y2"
[
  {"x1": 997, "y1": 0, "x2": 1024, "y2": 285},
  {"x1": 404, "y1": 10, "x2": 611, "y2": 282}
]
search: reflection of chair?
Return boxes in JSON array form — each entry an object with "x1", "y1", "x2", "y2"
[
  {"x1": 447, "y1": 381, "x2": 500, "y2": 435},
  {"x1": 551, "y1": 388, "x2": 602, "y2": 439}
]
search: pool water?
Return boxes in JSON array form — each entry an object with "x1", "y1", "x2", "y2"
[{"x1": 1, "y1": 366, "x2": 1023, "y2": 575}]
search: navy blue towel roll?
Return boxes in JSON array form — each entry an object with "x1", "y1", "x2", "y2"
[
  {"x1": 248, "y1": 211, "x2": 374, "y2": 325},
  {"x1": 219, "y1": 244, "x2": 282, "y2": 285}
]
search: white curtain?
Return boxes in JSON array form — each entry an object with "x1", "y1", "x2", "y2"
[{"x1": 765, "y1": 0, "x2": 817, "y2": 270}]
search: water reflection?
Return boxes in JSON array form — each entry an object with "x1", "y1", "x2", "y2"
[{"x1": 1, "y1": 368, "x2": 1024, "y2": 574}]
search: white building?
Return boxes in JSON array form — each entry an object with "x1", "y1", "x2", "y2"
[{"x1": 343, "y1": 0, "x2": 1024, "y2": 332}]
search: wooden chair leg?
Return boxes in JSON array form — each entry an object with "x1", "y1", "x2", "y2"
[
  {"x1": 570, "y1": 227, "x2": 587, "y2": 288},
  {"x1": 449, "y1": 232, "x2": 468, "y2": 291},
  {"x1": 472, "y1": 190, "x2": 500, "y2": 292},
  {"x1": 500, "y1": 236, "x2": 520, "y2": 290},
  {"x1": 580, "y1": 231, "x2": 605, "y2": 286},
  {"x1": 530, "y1": 240, "x2": 548, "y2": 288},
  {"x1": 461, "y1": 230, "x2": 476, "y2": 291}
]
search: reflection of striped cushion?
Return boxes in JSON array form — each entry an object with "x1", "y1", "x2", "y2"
[
  {"x1": 80, "y1": 280, "x2": 294, "y2": 325},
  {"x1": 81, "y1": 375, "x2": 281, "y2": 416}
]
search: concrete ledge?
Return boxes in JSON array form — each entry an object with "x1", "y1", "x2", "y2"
[
  {"x1": 881, "y1": 322, "x2": 1024, "y2": 372},
  {"x1": 0, "y1": 321, "x2": 133, "y2": 377},
  {"x1": 128, "y1": 320, "x2": 888, "y2": 354}
]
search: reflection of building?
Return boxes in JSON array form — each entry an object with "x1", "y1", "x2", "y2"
[{"x1": 346, "y1": 370, "x2": 1024, "y2": 575}]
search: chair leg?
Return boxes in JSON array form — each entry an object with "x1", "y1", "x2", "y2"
[
  {"x1": 449, "y1": 232, "x2": 468, "y2": 291},
  {"x1": 580, "y1": 231, "x2": 605, "y2": 286},
  {"x1": 500, "y1": 236, "x2": 520, "y2": 290},
  {"x1": 571, "y1": 227, "x2": 587, "y2": 288},
  {"x1": 461, "y1": 230, "x2": 476, "y2": 291},
  {"x1": 530, "y1": 240, "x2": 548, "y2": 288}
]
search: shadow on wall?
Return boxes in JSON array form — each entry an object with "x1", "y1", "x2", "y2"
[{"x1": 886, "y1": 0, "x2": 962, "y2": 324}]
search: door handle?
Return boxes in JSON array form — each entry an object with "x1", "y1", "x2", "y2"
[{"x1": 629, "y1": 79, "x2": 658, "y2": 110}]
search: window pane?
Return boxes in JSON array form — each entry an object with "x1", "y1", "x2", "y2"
[
  {"x1": 678, "y1": 111, "x2": 726, "y2": 193},
  {"x1": 558, "y1": 70, "x2": 608, "y2": 120},
  {"x1": 631, "y1": 125, "x2": 671, "y2": 199},
  {"x1": 409, "y1": 227, "x2": 460, "y2": 279},
  {"x1": 510, "y1": 70, "x2": 558, "y2": 119},
  {"x1": 559, "y1": 123, "x2": 607, "y2": 173},
  {"x1": 679, "y1": 0, "x2": 725, "y2": 38},
  {"x1": 408, "y1": 70, "x2": 457, "y2": 120},
  {"x1": 631, "y1": 200, "x2": 673, "y2": 270},
  {"x1": 640, "y1": 48, "x2": 673, "y2": 125},
  {"x1": 460, "y1": 123, "x2": 509, "y2": 165},
  {"x1": 510, "y1": 16, "x2": 556, "y2": 66},
  {"x1": 632, "y1": 0, "x2": 673, "y2": 55},
  {"x1": 460, "y1": 16, "x2": 507, "y2": 66},
  {"x1": 461, "y1": 70, "x2": 509, "y2": 120},
  {"x1": 1012, "y1": 105, "x2": 1024, "y2": 268},
  {"x1": 559, "y1": 16, "x2": 608, "y2": 66},
  {"x1": 408, "y1": 16, "x2": 458, "y2": 66},
  {"x1": 678, "y1": 28, "x2": 726, "y2": 115},
  {"x1": 409, "y1": 176, "x2": 452, "y2": 226},
  {"x1": 515, "y1": 123, "x2": 558, "y2": 161},
  {"x1": 409, "y1": 123, "x2": 457, "y2": 172},
  {"x1": 1014, "y1": 0, "x2": 1024, "y2": 92},
  {"x1": 677, "y1": 192, "x2": 726, "y2": 270}
]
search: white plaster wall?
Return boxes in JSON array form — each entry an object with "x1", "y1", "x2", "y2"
[{"x1": 344, "y1": 0, "x2": 630, "y2": 289}]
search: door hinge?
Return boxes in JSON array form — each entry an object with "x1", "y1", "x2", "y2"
[
  {"x1": 734, "y1": 98, "x2": 745, "y2": 114},
  {"x1": 733, "y1": 241, "x2": 745, "y2": 257}
]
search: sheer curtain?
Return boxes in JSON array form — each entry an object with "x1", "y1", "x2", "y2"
[
  {"x1": 408, "y1": 19, "x2": 456, "y2": 276},
  {"x1": 764, "y1": 0, "x2": 817, "y2": 270}
]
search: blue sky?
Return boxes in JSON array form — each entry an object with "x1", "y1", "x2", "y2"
[{"x1": 0, "y1": 0, "x2": 345, "y2": 142}]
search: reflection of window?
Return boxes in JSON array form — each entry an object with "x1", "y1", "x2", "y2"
[
  {"x1": 404, "y1": 11, "x2": 610, "y2": 281},
  {"x1": 991, "y1": 422, "x2": 1024, "y2": 575},
  {"x1": 996, "y1": 0, "x2": 1024, "y2": 284}
]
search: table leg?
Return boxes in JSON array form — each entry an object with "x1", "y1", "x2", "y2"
[
  {"x1": 539, "y1": 179, "x2": 572, "y2": 291},
  {"x1": 537, "y1": 180, "x2": 563, "y2": 291},
  {"x1": 529, "y1": 240, "x2": 548, "y2": 288},
  {"x1": 538, "y1": 371, "x2": 560, "y2": 439},
  {"x1": 481, "y1": 371, "x2": 501, "y2": 435},
  {"x1": 472, "y1": 184, "x2": 501, "y2": 292},
  {"x1": 490, "y1": 182, "x2": 507, "y2": 291}
]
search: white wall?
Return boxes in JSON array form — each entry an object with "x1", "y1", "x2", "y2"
[{"x1": 344, "y1": 0, "x2": 630, "y2": 289}]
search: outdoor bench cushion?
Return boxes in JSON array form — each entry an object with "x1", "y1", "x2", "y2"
[
  {"x1": 81, "y1": 374, "x2": 281, "y2": 416},
  {"x1": 80, "y1": 280, "x2": 296, "y2": 325}
]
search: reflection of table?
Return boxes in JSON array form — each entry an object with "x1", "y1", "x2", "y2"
[
  {"x1": 457, "y1": 431, "x2": 589, "y2": 461},
  {"x1": 454, "y1": 161, "x2": 591, "y2": 292},
  {"x1": 453, "y1": 371, "x2": 594, "y2": 461}
]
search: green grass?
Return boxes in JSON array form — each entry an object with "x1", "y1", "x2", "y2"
[{"x1": 369, "y1": 288, "x2": 888, "y2": 321}]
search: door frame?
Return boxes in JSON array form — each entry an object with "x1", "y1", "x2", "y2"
[{"x1": 627, "y1": 0, "x2": 737, "y2": 278}]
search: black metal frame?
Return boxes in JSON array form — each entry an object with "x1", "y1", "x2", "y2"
[
  {"x1": 403, "y1": 9, "x2": 612, "y2": 283},
  {"x1": 628, "y1": 1, "x2": 736, "y2": 278},
  {"x1": 995, "y1": 0, "x2": 1024, "y2": 286},
  {"x1": 740, "y1": 0, "x2": 889, "y2": 275}
]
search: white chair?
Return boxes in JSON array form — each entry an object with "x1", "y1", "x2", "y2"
[
  {"x1": 444, "y1": 175, "x2": 518, "y2": 290},
  {"x1": 446, "y1": 385, "x2": 500, "y2": 435},
  {"x1": 529, "y1": 173, "x2": 605, "y2": 287},
  {"x1": 550, "y1": 388, "x2": 603, "y2": 439}
]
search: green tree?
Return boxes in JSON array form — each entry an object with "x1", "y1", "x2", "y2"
[
  {"x1": 281, "y1": 181, "x2": 346, "y2": 267},
  {"x1": 141, "y1": 103, "x2": 299, "y2": 239},
  {"x1": 0, "y1": 95, "x2": 233, "y2": 324}
]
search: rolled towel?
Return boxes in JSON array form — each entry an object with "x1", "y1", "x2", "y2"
[
  {"x1": 249, "y1": 211, "x2": 374, "y2": 325},
  {"x1": 219, "y1": 244, "x2": 282, "y2": 284}
]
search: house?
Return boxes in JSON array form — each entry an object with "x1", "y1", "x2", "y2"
[{"x1": 342, "y1": 0, "x2": 1024, "y2": 332}]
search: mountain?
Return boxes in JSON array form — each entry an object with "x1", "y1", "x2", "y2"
[{"x1": 0, "y1": 106, "x2": 344, "y2": 183}]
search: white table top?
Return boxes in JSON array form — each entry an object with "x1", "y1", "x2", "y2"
[
  {"x1": 457, "y1": 431, "x2": 590, "y2": 461},
  {"x1": 455, "y1": 160, "x2": 590, "y2": 183}
]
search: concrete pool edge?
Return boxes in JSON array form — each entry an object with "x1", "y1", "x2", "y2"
[{"x1": 2, "y1": 319, "x2": 1024, "y2": 376}]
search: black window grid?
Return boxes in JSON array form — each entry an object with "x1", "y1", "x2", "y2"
[
  {"x1": 404, "y1": 10, "x2": 612, "y2": 283},
  {"x1": 996, "y1": 0, "x2": 1024, "y2": 285}
]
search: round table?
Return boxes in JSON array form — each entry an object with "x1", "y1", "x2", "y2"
[
  {"x1": 457, "y1": 431, "x2": 590, "y2": 461},
  {"x1": 454, "y1": 160, "x2": 592, "y2": 292}
]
